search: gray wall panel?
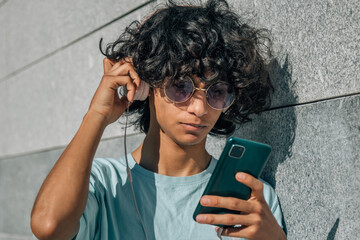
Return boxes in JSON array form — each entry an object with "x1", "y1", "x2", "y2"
[
  {"x1": 0, "y1": 133, "x2": 145, "y2": 236},
  {"x1": 0, "y1": 3, "x2": 156, "y2": 158},
  {"x1": 229, "y1": 0, "x2": 360, "y2": 106},
  {"x1": 234, "y1": 95, "x2": 360, "y2": 239},
  {"x1": 1, "y1": 96, "x2": 358, "y2": 238},
  {"x1": 0, "y1": 0, "x2": 153, "y2": 80},
  {"x1": 1, "y1": 0, "x2": 359, "y2": 159},
  {"x1": 1, "y1": 0, "x2": 359, "y2": 239}
]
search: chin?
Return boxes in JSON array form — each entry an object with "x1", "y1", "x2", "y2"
[{"x1": 173, "y1": 133, "x2": 208, "y2": 146}]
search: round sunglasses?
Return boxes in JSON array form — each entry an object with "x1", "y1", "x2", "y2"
[{"x1": 164, "y1": 79, "x2": 235, "y2": 110}]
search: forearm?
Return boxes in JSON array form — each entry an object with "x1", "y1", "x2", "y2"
[{"x1": 31, "y1": 111, "x2": 107, "y2": 239}]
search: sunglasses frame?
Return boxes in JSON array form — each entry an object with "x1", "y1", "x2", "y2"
[{"x1": 164, "y1": 79, "x2": 235, "y2": 111}]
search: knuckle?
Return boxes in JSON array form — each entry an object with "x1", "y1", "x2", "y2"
[
  {"x1": 207, "y1": 216, "x2": 214, "y2": 224},
  {"x1": 124, "y1": 61, "x2": 134, "y2": 68},
  {"x1": 253, "y1": 215, "x2": 262, "y2": 225},
  {"x1": 248, "y1": 226, "x2": 258, "y2": 238},
  {"x1": 248, "y1": 228, "x2": 256, "y2": 238},
  {"x1": 254, "y1": 181, "x2": 263, "y2": 191},
  {"x1": 214, "y1": 198, "x2": 220, "y2": 207},
  {"x1": 104, "y1": 57, "x2": 112, "y2": 63},
  {"x1": 257, "y1": 182, "x2": 264, "y2": 192},
  {"x1": 101, "y1": 75, "x2": 109, "y2": 82},
  {"x1": 229, "y1": 199, "x2": 239, "y2": 210},
  {"x1": 225, "y1": 215, "x2": 235, "y2": 225},
  {"x1": 253, "y1": 202, "x2": 263, "y2": 213},
  {"x1": 210, "y1": 197, "x2": 219, "y2": 207}
]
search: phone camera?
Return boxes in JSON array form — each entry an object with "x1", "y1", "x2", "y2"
[{"x1": 229, "y1": 144, "x2": 245, "y2": 159}]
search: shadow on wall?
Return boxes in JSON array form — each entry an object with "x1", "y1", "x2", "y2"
[
  {"x1": 234, "y1": 55, "x2": 297, "y2": 188},
  {"x1": 326, "y1": 218, "x2": 340, "y2": 240},
  {"x1": 233, "y1": 54, "x2": 343, "y2": 238},
  {"x1": 259, "y1": 55, "x2": 298, "y2": 189},
  {"x1": 233, "y1": 55, "x2": 297, "y2": 234}
]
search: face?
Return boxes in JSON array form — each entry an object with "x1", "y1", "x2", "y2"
[{"x1": 148, "y1": 76, "x2": 223, "y2": 146}]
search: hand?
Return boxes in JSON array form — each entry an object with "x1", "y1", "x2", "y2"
[
  {"x1": 196, "y1": 172, "x2": 286, "y2": 240},
  {"x1": 87, "y1": 57, "x2": 142, "y2": 126}
]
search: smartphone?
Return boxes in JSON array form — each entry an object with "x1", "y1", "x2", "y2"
[{"x1": 193, "y1": 137, "x2": 271, "y2": 226}]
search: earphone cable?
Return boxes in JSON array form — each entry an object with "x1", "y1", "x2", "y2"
[{"x1": 123, "y1": 104, "x2": 150, "y2": 240}]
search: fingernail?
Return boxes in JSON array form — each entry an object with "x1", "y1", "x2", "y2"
[
  {"x1": 196, "y1": 215, "x2": 207, "y2": 222},
  {"x1": 236, "y1": 173, "x2": 245, "y2": 180},
  {"x1": 201, "y1": 197, "x2": 210, "y2": 205}
]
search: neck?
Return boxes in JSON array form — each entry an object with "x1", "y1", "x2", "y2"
[{"x1": 132, "y1": 128, "x2": 211, "y2": 177}]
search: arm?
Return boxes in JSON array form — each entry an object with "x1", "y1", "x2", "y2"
[{"x1": 30, "y1": 58, "x2": 141, "y2": 240}]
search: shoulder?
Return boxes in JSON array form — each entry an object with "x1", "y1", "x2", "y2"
[
  {"x1": 91, "y1": 156, "x2": 126, "y2": 174},
  {"x1": 89, "y1": 156, "x2": 128, "y2": 192}
]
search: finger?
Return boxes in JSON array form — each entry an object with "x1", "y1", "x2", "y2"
[
  {"x1": 216, "y1": 225, "x2": 256, "y2": 238},
  {"x1": 102, "y1": 74, "x2": 135, "y2": 92},
  {"x1": 128, "y1": 69, "x2": 141, "y2": 89},
  {"x1": 103, "y1": 74, "x2": 137, "y2": 103},
  {"x1": 107, "y1": 57, "x2": 132, "y2": 75},
  {"x1": 235, "y1": 172, "x2": 264, "y2": 199},
  {"x1": 123, "y1": 57, "x2": 133, "y2": 64},
  {"x1": 196, "y1": 213, "x2": 254, "y2": 226},
  {"x1": 107, "y1": 61, "x2": 123, "y2": 74},
  {"x1": 125, "y1": 79, "x2": 137, "y2": 103},
  {"x1": 107, "y1": 63, "x2": 141, "y2": 86},
  {"x1": 200, "y1": 195, "x2": 253, "y2": 213},
  {"x1": 107, "y1": 64, "x2": 142, "y2": 92},
  {"x1": 103, "y1": 58, "x2": 115, "y2": 74}
]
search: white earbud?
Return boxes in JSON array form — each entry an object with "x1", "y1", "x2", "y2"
[{"x1": 117, "y1": 82, "x2": 150, "y2": 101}]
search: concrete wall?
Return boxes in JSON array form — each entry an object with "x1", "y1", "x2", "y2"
[{"x1": 0, "y1": 0, "x2": 358, "y2": 239}]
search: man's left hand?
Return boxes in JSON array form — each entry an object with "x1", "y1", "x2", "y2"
[{"x1": 195, "y1": 172, "x2": 286, "y2": 240}]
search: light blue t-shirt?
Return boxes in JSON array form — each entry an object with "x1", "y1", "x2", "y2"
[{"x1": 74, "y1": 154, "x2": 284, "y2": 240}]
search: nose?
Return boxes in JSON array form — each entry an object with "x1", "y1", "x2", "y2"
[{"x1": 186, "y1": 90, "x2": 208, "y2": 117}]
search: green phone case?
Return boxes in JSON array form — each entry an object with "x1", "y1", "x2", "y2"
[{"x1": 192, "y1": 137, "x2": 271, "y2": 226}]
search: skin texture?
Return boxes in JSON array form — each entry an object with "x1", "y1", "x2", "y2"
[{"x1": 30, "y1": 58, "x2": 285, "y2": 239}]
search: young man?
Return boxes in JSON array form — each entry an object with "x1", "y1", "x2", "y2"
[{"x1": 31, "y1": 0, "x2": 286, "y2": 239}]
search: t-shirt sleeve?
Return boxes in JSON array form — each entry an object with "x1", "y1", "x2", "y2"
[
  {"x1": 73, "y1": 168, "x2": 101, "y2": 239},
  {"x1": 261, "y1": 179, "x2": 285, "y2": 231},
  {"x1": 73, "y1": 191, "x2": 99, "y2": 239}
]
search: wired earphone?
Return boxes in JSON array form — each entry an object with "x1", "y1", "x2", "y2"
[{"x1": 117, "y1": 82, "x2": 150, "y2": 240}]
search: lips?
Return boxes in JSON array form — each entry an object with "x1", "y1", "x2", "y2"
[
  {"x1": 180, "y1": 122, "x2": 207, "y2": 131},
  {"x1": 180, "y1": 122, "x2": 207, "y2": 127}
]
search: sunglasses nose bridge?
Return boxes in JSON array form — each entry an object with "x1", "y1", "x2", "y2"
[
  {"x1": 192, "y1": 87, "x2": 208, "y2": 101},
  {"x1": 193, "y1": 87, "x2": 207, "y2": 93}
]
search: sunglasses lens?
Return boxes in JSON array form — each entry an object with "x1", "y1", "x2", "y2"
[
  {"x1": 165, "y1": 79, "x2": 193, "y2": 102},
  {"x1": 207, "y1": 82, "x2": 234, "y2": 109}
]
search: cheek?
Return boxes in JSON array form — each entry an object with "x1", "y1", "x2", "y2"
[{"x1": 153, "y1": 90, "x2": 178, "y2": 124}]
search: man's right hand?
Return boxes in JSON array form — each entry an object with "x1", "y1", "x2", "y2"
[{"x1": 87, "y1": 57, "x2": 142, "y2": 126}]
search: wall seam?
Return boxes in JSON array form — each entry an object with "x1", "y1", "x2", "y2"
[
  {"x1": 0, "y1": 0, "x2": 156, "y2": 84},
  {"x1": 267, "y1": 91, "x2": 360, "y2": 112},
  {"x1": 1, "y1": 92, "x2": 359, "y2": 161},
  {"x1": 0, "y1": 132, "x2": 144, "y2": 161}
]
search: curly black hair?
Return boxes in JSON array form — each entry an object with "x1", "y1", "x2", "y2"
[{"x1": 100, "y1": 0, "x2": 273, "y2": 137}]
